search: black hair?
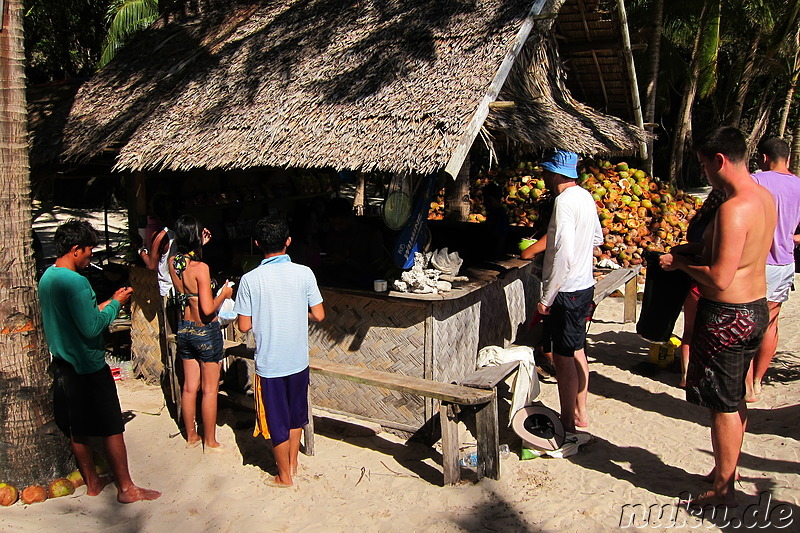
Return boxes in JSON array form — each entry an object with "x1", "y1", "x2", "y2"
[
  {"x1": 254, "y1": 216, "x2": 290, "y2": 254},
  {"x1": 482, "y1": 182, "x2": 502, "y2": 201},
  {"x1": 693, "y1": 127, "x2": 748, "y2": 164},
  {"x1": 54, "y1": 219, "x2": 100, "y2": 257},
  {"x1": 757, "y1": 137, "x2": 790, "y2": 162},
  {"x1": 173, "y1": 214, "x2": 204, "y2": 257}
]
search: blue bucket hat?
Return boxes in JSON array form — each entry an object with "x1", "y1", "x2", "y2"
[{"x1": 541, "y1": 150, "x2": 579, "y2": 179}]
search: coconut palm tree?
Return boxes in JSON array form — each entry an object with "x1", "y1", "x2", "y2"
[
  {"x1": 0, "y1": 0, "x2": 73, "y2": 486},
  {"x1": 667, "y1": 0, "x2": 720, "y2": 186}
]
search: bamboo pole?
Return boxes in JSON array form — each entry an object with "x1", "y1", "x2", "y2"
[{"x1": 615, "y1": 0, "x2": 647, "y2": 161}]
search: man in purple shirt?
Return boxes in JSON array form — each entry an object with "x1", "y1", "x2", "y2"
[{"x1": 748, "y1": 138, "x2": 800, "y2": 401}]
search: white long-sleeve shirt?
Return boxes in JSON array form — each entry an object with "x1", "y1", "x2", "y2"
[{"x1": 540, "y1": 185, "x2": 603, "y2": 307}]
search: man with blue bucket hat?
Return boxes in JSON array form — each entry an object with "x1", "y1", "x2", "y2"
[{"x1": 537, "y1": 149, "x2": 602, "y2": 433}]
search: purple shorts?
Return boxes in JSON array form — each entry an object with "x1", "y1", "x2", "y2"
[{"x1": 259, "y1": 367, "x2": 309, "y2": 445}]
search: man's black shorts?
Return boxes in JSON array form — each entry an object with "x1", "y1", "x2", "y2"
[
  {"x1": 52, "y1": 358, "x2": 125, "y2": 437},
  {"x1": 543, "y1": 287, "x2": 594, "y2": 357}
]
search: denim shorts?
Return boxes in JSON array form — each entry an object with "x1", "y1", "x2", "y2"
[{"x1": 177, "y1": 320, "x2": 224, "y2": 363}]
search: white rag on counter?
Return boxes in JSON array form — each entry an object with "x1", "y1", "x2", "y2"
[{"x1": 476, "y1": 345, "x2": 540, "y2": 426}]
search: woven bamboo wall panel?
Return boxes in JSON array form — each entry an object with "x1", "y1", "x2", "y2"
[
  {"x1": 432, "y1": 263, "x2": 540, "y2": 394},
  {"x1": 309, "y1": 291, "x2": 428, "y2": 428},
  {"x1": 431, "y1": 293, "x2": 481, "y2": 386},
  {"x1": 129, "y1": 266, "x2": 164, "y2": 384}
]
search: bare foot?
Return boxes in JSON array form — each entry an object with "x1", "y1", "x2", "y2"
[
  {"x1": 203, "y1": 442, "x2": 224, "y2": 454},
  {"x1": 267, "y1": 475, "x2": 292, "y2": 488},
  {"x1": 186, "y1": 438, "x2": 201, "y2": 449},
  {"x1": 85, "y1": 475, "x2": 113, "y2": 496},
  {"x1": 117, "y1": 485, "x2": 162, "y2": 504},
  {"x1": 753, "y1": 380, "x2": 762, "y2": 396},
  {"x1": 574, "y1": 414, "x2": 589, "y2": 428},
  {"x1": 702, "y1": 468, "x2": 740, "y2": 483},
  {"x1": 685, "y1": 489, "x2": 738, "y2": 509}
]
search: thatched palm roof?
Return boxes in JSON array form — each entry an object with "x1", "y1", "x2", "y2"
[
  {"x1": 485, "y1": 30, "x2": 645, "y2": 155},
  {"x1": 63, "y1": 0, "x2": 645, "y2": 176}
]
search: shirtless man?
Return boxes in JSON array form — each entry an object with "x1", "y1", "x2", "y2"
[{"x1": 660, "y1": 127, "x2": 776, "y2": 507}]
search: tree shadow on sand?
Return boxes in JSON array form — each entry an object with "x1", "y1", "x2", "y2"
[
  {"x1": 569, "y1": 435, "x2": 800, "y2": 530},
  {"x1": 450, "y1": 489, "x2": 544, "y2": 532},
  {"x1": 215, "y1": 402, "x2": 446, "y2": 485},
  {"x1": 588, "y1": 372, "x2": 707, "y2": 426}
]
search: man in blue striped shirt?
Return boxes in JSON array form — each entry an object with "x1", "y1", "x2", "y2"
[{"x1": 235, "y1": 216, "x2": 325, "y2": 487}]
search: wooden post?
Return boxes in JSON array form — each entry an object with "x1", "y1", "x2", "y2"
[
  {"x1": 475, "y1": 393, "x2": 499, "y2": 481},
  {"x1": 303, "y1": 386, "x2": 315, "y2": 456},
  {"x1": 353, "y1": 171, "x2": 365, "y2": 216},
  {"x1": 444, "y1": 158, "x2": 470, "y2": 221},
  {"x1": 439, "y1": 403, "x2": 460, "y2": 485},
  {"x1": 128, "y1": 171, "x2": 148, "y2": 244},
  {"x1": 624, "y1": 275, "x2": 637, "y2": 323}
]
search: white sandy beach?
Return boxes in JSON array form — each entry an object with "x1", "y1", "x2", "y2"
[{"x1": 2, "y1": 287, "x2": 798, "y2": 532}]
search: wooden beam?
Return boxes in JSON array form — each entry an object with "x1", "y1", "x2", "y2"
[
  {"x1": 443, "y1": 0, "x2": 550, "y2": 179},
  {"x1": 309, "y1": 358, "x2": 495, "y2": 405},
  {"x1": 488, "y1": 100, "x2": 516, "y2": 110}
]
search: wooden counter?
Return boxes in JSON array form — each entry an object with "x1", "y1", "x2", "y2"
[{"x1": 307, "y1": 258, "x2": 540, "y2": 433}]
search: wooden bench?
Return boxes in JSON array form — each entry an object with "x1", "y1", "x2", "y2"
[
  {"x1": 223, "y1": 342, "x2": 501, "y2": 485},
  {"x1": 592, "y1": 266, "x2": 641, "y2": 324}
]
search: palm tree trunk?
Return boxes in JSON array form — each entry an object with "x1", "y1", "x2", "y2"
[
  {"x1": 669, "y1": 1, "x2": 714, "y2": 187},
  {"x1": 445, "y1": 158, "x2": 470, "y2": 222},
  {"x1": 777, "y1": 28, "x2": 800, "y2": 138},
  {"x1": 791, "y1": 121, "x2": 800, "y2": 175},
  {"x1": 644, "y1": 0, "x2": 664, "y2": 176},
  {"x1": 746, "y1": 88, "x2": 777, "y2": 154},
  {"x1": 0, "y1": 0, "x2": 72, "y2": 487},
  {"x1": 723, "y1": 32, "x2": 762, "y2": 129}
]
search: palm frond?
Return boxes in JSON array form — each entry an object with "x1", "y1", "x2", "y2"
[
  {"x1": 99, "y1": 0, "x2": 158, "y2": 67},
  {"x1": 697, "y1": 0, "x2": 721, "y2": 99}
]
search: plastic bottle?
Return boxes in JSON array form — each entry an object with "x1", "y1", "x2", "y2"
[
  {"x1": 459, "y1": 451, "x2": 478, "y2": 468},
  {"x1": 499, "y1": 444, "x2": 510, "y2": 459}
]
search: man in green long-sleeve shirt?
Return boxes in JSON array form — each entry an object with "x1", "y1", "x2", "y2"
[{"x1": 39, "y1": 220, "x2": 160, "y2": 504}]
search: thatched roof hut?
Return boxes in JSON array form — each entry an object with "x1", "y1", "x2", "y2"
[
  {"x1": 554, "y1": 0, "x2": 638, "y2": 122},
  {"x1": 62, "y1": 0, "x2": 646, "y2": 177}
]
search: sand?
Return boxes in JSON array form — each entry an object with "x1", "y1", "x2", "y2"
[{"x1": 2, "y1": 292, "x2": 799, "y2": 532}]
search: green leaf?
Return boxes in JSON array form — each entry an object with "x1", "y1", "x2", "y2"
[
  {"x1": 696, "y1": 0, "x2": 721, "y2": 99},
  {"x1": 99, "y1": 0, "x2": 159, "y2": 68}
]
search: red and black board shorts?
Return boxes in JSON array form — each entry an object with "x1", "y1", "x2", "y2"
[
  {"x1": 686, "y1": 298, "x2": 768, "y2": 412},
  {"x1": 543, "y1": 286, "x2": 594, "y2": 357},
  {"x1": 52, "y1": 358, "x2": 125, "y2": 437}
]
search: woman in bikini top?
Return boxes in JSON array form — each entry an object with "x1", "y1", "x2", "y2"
[{"x1": 168, "y1": 215, "x2": 233, "y2": 450}]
